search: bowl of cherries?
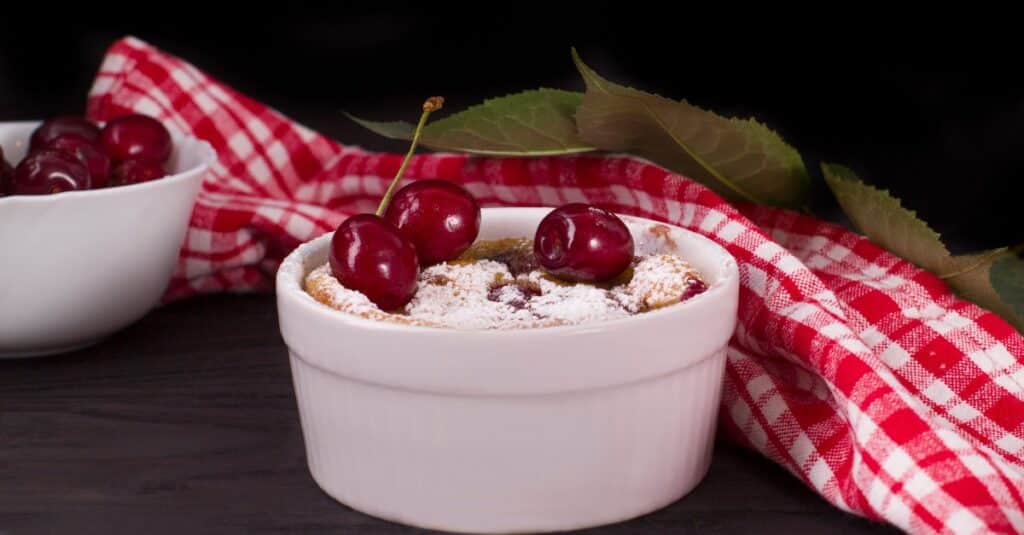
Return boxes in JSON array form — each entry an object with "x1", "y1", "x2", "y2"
[
  {"x1": 276, "y1": 99, "x2": 740, "y2": 533},
  {"x1": 0, "y1": 115, "x2": 215, "y2": 358}
]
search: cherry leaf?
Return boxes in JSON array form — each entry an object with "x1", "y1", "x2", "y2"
[
  {"x1": 991, "y1": 253, "x2": 1024, "y2": 320},
  {"x1": 571, "y1": 49, "x2": 810, "y2": 209},
  {"x1": 346, "y1": 89, "x2": 593, "y2": 156},
  {"x1": 823, "y1": 163, "x2": 1023, "y2": 332},
  {"x1": 822, "y1": 163, "x2": 950, "y2": 272},
  {"x1": 345, "y1": 116, "x2": 415, "y2": 140}
]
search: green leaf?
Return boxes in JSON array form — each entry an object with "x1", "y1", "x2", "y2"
[
  {"x1": 822, "y1": 163, "x2": 950, "y2": 273},
  {"x1": 345, "y1": 116, "x2": 415, "y2": 140},
  {"x1": 346, "y1": 89, "x2": 594, "y2": 156},
  {"x1": 570, "y1": 49, "x2": 810, "y2": 209},
  {"x1": 944, "y1": 250, "x2": 1023, "y2": 332},
  {"x1": 992, "y1": 253, "x2": 1024, "y2": 320},
  {"x1": 823, "y1": 163, "x2": 1024, "y2": 332}
]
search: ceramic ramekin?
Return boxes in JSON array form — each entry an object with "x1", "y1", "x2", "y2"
[
  {"x1": 276, "y1": 207, "x2": 739, "y2": 533},
  {"x1": 0, "y1": 121, "x2": 215, "y2": 358}
]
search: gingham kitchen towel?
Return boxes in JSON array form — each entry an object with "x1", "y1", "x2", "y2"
[{"x1": 87, "y1": 37, "x2": 1024, "y2": 534}]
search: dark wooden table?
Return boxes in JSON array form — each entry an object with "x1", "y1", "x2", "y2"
[{"x1": 0, "y1": 295, "x2": 895, "y2": 534}]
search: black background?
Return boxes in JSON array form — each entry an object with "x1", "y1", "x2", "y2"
[{"x1": 1, "y1": 8, "x2": 1021, "y2": 251}]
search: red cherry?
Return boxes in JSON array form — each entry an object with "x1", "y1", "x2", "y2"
[
  {"x1": 680, "y1": 278, "x2": 708, "y2": 302},
  {"x1": 11, "y1": 149, "x2": 91, "y2": 195},
  {"x1": 29, "y1": 116, "x2": 100, "y2": 151},
  {"x1": 111, "y1": 159, "x2": 167, "y2": 186},
  {"x1": 46, "y1": 134, "x2": 111, "y2": 188},
  {"x1": 534, "y1": 203, "x2": 635, "y2": 282},
  {"x1": 0, "y1": 146, "x2": 12, "y2": 195},
  {"x1": 99, "y1": 114, "x2": 172, "y2": 163},
  {"x1": 383, "y1": 180, "x2": 481, "y2": 265},
  {"x1": 329, "y1": 214, "x2": 420, "y2": 311}
]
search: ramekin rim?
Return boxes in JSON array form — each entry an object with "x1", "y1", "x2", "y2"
[{"x1": 277, "y1": 207, "x2": 739, "y2": 338}]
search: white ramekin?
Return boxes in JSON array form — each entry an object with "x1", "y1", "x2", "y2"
[
  {"x1": 0, "y1": 121, "x2": 215, "y2": 358},
  {"x1": 276, "y1": 207, "x2": 739, "y2": 533}
]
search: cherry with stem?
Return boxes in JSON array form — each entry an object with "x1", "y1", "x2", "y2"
[
  {"x1": 329, "y1": 97, "x2": 445, "y2": 310},
  {"x1": 374, "y1": 97, "x2": 444, "y2": 217}
]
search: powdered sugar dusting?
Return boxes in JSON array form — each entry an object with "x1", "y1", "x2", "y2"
[
  {"x1": 624, "y1": 253, "x2": 703, "y2": 311},
  {"x1": 305, "y1": 239, "x2": 706, "y2": 330},
  {"x1": 406, "y1": 260, "x2": 539, "y2": 329}
]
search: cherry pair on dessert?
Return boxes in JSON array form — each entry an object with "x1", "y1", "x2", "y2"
[
  {"x1": 329, "y1": 97, "x2": 484, "y2": 311},
  {"x1": 2, "y1": 114, "x2": 172, "y2": 197},
  {"x1": 329, "y1": 179, "x2": 480, "y2": 311}
]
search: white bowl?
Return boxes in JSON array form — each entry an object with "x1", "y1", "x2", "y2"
[
  {"x1": 0, "y1": 121, "x2": 215, "y2": 358},
  {"x1": 277, "y1": 207, "x2": 739, "y2": 533}
]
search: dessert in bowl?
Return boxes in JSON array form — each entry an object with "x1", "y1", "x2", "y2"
[
  {"x1": 278, "y1": 99, "x2": 739, "y2": 532},
  {"x1": 0, "y1": 117, "x2": 215, "y2": 357},
  {"x1": 304, "y1": 232, "x2": 710, "y2": 329},
  {"x1": 278, "y1": 207, "x2": 739, "y2": 533}
]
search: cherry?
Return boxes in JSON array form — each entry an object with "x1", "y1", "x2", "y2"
[
  {"x1": 0, "y1": 146, "x2": 12, "y2": 195},
  {"x1": 534, "y1": 203, "x2": 635, "y2": 282},
  {"x1": 328, "y1": 96, "x2": 445, "y2": 309},
  {"x1": 46, "y1": 134, "x2": 111, "y2": 188},
  {"x1": 111, "y1": 159, "x2": 167, "y2": 186},
  {"x1": 29, "y1": 116, "x2": 100, "y2": 151},
  {"x1": 329, "y1": 214, "x2": 420, "y2": 311},
  {"x1": 680, "y1": 278, "x2": 708, "y2": 302},
  {"x1": 383, "y1": 180, "x2": 480, "y2": 265},
  {"x1": 99, "y1": 114, "x2": 172, "y2": 163},
  {"x1": 11, "y1": 149, "x2": 91, "y2": 195}
]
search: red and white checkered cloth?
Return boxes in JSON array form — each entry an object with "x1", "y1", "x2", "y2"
[{"x1": 87, "y1": 37, "x2": 1024, "y2": 534}]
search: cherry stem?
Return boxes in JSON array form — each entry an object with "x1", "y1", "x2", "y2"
[{"x1": 376, "y1": 96, "x2": 444, "y2": 217}]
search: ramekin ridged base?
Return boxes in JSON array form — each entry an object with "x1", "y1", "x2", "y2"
[{"x1": 289, "y1": 350, "x2": 725, "y2": 533}]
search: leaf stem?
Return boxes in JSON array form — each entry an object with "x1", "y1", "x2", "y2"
[{"x1": 375, "y1": 96, "x2": 444, "y2": 217}]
